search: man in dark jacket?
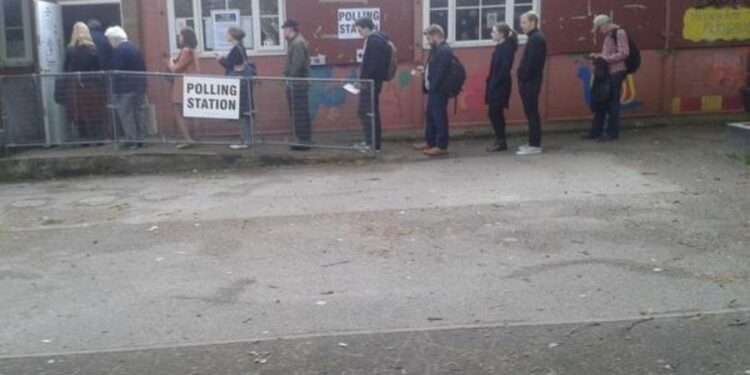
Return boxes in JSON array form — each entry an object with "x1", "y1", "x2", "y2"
[
  {"x1": 355, "y1": 17, "x2": 392, "y2": 152},
  {"x1": 516, "y1": 11, "x2": 547, "y2": 156},
  {"x1": 282, "y1": 19, "x2": 312, "y2": 151},
  {"x1": 106, "y1": 26, "x2": 147, "y2": 149},
  {"x1": 415, "y1": 24, "x2": 453, "y2": 157},
  {"x1": 87, "y1": 19, "x2": 112, "y2": 70}
]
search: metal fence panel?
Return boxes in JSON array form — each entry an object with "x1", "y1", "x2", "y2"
[{"x1": 0, "y1": 72, "x2": 377, "y2": 156}]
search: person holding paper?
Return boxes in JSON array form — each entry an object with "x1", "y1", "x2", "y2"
[
  {"x1": 355, "y1": 17, "x2": 392, "y2": 152},
  {"x1": 282, "y1": 19, "x2": 312, "y2": 151}
]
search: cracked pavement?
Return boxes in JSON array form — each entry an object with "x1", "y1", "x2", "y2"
[{"x1": 1, "y1": 125, "x2": 749, "y2": 374}]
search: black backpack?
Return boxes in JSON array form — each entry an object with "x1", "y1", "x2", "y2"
[
  {"x1": 443, "y1": 56, "x2": 467, "y2": 98},
  {"x1": 612, "y1": 28, "x2": 641, "y2": 75}
]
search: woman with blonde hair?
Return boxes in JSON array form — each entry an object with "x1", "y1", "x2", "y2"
[{"x1": 63, "y1": 22, "x2": 106, "y2": 143}]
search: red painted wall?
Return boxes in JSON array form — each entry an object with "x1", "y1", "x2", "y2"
[{"x1": 134, "y1": 0, "x2": 749, "y2": 138}]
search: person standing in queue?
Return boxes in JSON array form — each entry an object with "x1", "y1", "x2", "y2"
[
  {"x1": 354, "y1": 16, "x2": 392, "y2": 153},
  {"x1": 282, "y1": 19, "x2": 312, "y2": 151},
  {"x1": 167, "y1": 27, "x2": 199, "y2": 149},
  {"x1": 485, "y1": 23, "x2": 518, "y2": 152},
  {"x1": 415, "y1": 24, "x2": 453, "y2": 157},
  {"x1": 106, "y1": 26, "x2": 147, "y2": 150},
  {"x1": 218, "y1": 27, "x2": 254, "y2": 150},
  {"x1": 63, "y1": 22, "x2": 103, "y2": 143},
  {"x1": 516, "y1": 12, "x2": 547, "y2": 156},
  {"x1": 585, "y1": 15, "x2": 630, "y2": 142},
  {"x1": 87, "y1": 19, "x2": 112, "y2": 70}
]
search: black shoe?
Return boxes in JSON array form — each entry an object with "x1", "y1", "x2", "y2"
[
  {"x1": 486, "y1": 143, "x2": 508, "y2": 152},
  {"x1": 581, "y1": 134, "x2": 599, "y2": 140},
  {"x1": 290, "y1": 145, "x2": 311, "y2": 151}
]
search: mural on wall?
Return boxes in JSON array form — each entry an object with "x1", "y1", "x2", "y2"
[
  {"x1": 683, "y1": 5, "x2": 750, "y2": 42},
  {"x1": 671, "y1": 52, "x2": 746, "y2": 113},
  {"x1": 308, "y1": 66, "x2": 354, "y2": 123},
  {"x1": 576, "y1": 62, "x2": 643, "y2": 112}
]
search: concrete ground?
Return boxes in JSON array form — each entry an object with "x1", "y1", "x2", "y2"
[{"x1": 1, "y1": 124, "x2": 749, "y2": 374}]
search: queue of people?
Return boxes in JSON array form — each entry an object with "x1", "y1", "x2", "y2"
[
  {"x1": 58, "y1": 20, "x2": 147, "y2": 150},
  {"x1": 55, "y1": 12, "x2": 632, "y2": 155}
]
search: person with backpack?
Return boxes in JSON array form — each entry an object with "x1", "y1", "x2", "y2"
[
  {"x1": 355, "y1": 17, "x2": 394, "y2": 152},
  {"x1": 282, "y1": 19, "x2": 312, "y2": 151},
  {"x1": 415, "y1": 24, "x2": 455, "y2": 157},
  {"x1": 485, "y1": 23, "x2": 519, "y2": 153},
  {"x1": 516, "y1": 12, "x2": 547, "y2": 156},
  {"x1": 585, "y1": 15, "x2": 633, "y2": 142}
]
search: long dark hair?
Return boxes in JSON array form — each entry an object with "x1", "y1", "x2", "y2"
[
  {"x1": 179, "y1": 27, "x2": 198, "y2": 49},
  {"x1": 494, "y1": 23, "x2": 518, "y2": 50}
]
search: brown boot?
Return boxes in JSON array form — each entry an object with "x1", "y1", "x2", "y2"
[
  {"x1": 423, "y1": 147, "x2": 448, "y2": 157},
  {"x1": 413, "y1": 142, "x2": 430, "y2": 151}
]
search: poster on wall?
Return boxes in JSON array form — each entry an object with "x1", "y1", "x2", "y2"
[
  {"x1": 338, "y1": 8, "x2": 381, "y2": 39},
  {"x1": 683, "y1": 6, "x2": 750, "y2": 42},
  {"x1": 211, "y1": 9, "x2": 241, "y2": 50},
  {"x1": 183, "y1": 76, "x2": 242, "y2": 120}
]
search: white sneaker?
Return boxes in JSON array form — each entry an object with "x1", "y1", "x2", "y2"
[
  {"x1": 516, "y1": 146, "x2": 543, "y2": 156},
  {"x1": 353, "y1": 142, "x2": 372, "y2": 153},
  {"x1": 229, "y1": 144, "x2": 249, "y2": 150}
]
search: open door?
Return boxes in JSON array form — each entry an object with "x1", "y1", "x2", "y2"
[{"x1": 34, "y1": 0, "x2": 65, "y2": 145}]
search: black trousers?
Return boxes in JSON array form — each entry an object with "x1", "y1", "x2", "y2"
[
  {"x1": 359, "y1": 80, "x2": 383, "y2": 150},
  {"x1": 425, "y1": 92, "x2": 450, "y2": 149},
  {"x1": 591, "y1": 72, "x2": 627, "y2": 139},
  {"x1": 488, "y1": 102, "x2": 507, "y2": 144},
  {"x1": 520, "y1": 78, "x2": 543, "y2": 148},
  {"x1": 286, "y1": 83, "x2": 311, "y2": 143}
]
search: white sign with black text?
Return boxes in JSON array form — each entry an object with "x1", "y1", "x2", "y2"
[
  {"x1": 183, "y1": 76, "x2": 241, "y2": 120},
  {"x1": 338, "y1": 8, "x2": 381, "y2": 39}
]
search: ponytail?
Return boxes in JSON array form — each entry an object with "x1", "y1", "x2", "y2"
[
  {"x1": 507, "y1": 29, "x2": 519, "y2": 50},
  {"x1": 494, "y1": 23, "x2": 518, "y2": 50}
]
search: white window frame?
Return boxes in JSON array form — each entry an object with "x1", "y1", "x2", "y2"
[
  {"x1": 0, "y1": 0, "x2": 34, "y2": 67},
  {"x1": 422, "y1": 0, "x2": 541, "y2": 48},
  {"x1": 167, "y1": 0, "x2": 286, "y2": 58}
]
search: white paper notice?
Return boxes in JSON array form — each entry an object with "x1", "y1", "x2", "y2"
[{"x1": 343, "y1": 84, "x2": 361, "y2": 95}]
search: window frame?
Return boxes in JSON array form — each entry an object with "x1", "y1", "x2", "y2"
[
  {"x1": 0, "y1": 0, "x2": 34, "y2": 67},
  {"x1": 422, "y1": 0, "x2": 541, "y2": 48},
  {"x1": 166, "y1": 0, "x2": 286, "y2": 58}
]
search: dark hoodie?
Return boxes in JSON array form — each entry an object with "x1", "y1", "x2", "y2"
[{"x1": 360, "y1": 32, "x2": 392, "y2": 82}]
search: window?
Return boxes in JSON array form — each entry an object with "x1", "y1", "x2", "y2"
[
  {"x1": 425, "y1": 0, "x2": 539, "y2": 47},
  {"x1": 0, "y1": 0, "x2": 33, "y2": 66},
  {"x1": 168, "y1": 0, "x2": 284, "y2": 55}
]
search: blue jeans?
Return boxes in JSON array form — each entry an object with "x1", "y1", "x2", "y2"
[
  {"x1": 592, "y1": 72, "x2": 627, "y2": 139},
  {"x1": 425, "y1": 92, "x2": 449, "y2": 149}
]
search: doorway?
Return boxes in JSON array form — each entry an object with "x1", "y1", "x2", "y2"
[{"x1": 60, "y1": 1, "x2": 121, "y2": 44}]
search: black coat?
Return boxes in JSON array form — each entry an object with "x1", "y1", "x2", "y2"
[
  {"x1": 590, "y1": 57, "x2": 612, "y2": 113},
  {"x1": 517, "y1": 29, "x2": 547, "y2": 83},
  {"x1": 360, "y1": 32, "x2": 392, "y2": 82},
  {"x1": 91, "y1": 31, "x2": 113, "y2": 70},
  {"x1": 111, "y1": 41, "x2": 147, "y2": 95},
  {"x1": 64, "y1": 45, "x2": 100, "y2": 73},
  {"x1": 485, "y1": 41, "x2": 517, "y2": 108},
  {"x1": 423, "y1": 42, "x2": 454, "y2": 95}
]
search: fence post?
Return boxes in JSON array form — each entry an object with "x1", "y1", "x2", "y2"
[
  {"x1": 247, "y1": 77, "x2": 255, "y2": 145},
  {"x1": 0, "y1": 76, "x2": 5, "y2": 154},
  {"x1": 369, "y1": 79, "x2": 377, "y2": 157},
  {"x1": 107, "y1": 72, "x2": 119, "y2": 149}
]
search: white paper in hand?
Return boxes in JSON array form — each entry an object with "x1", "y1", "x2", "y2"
[{"x1": 343, "y1": 83, "x2": 361, "y2": 95}]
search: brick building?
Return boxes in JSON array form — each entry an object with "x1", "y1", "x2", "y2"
[{"x1": 1, "y1": 0, "x2": 748, "y2": 139}]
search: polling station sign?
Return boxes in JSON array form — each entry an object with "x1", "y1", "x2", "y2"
[
  {"x1": 338, "y1": 8, "x2": 381, "y2": 39},
  {"x1": 183, "y1": 76, "x2": 241, "y2": 120}
]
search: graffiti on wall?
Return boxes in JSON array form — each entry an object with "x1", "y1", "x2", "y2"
[
  {"x1": 576, "y1": 64, "x2": 643, "y2": 112},
  {"x1": 683, "y1": 6, "x2": 750, "y2": 42}
]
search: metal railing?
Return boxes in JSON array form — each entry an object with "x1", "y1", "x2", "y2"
[{"x1": 0, "y1": 71, "x2": 377, "y2": 156}]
